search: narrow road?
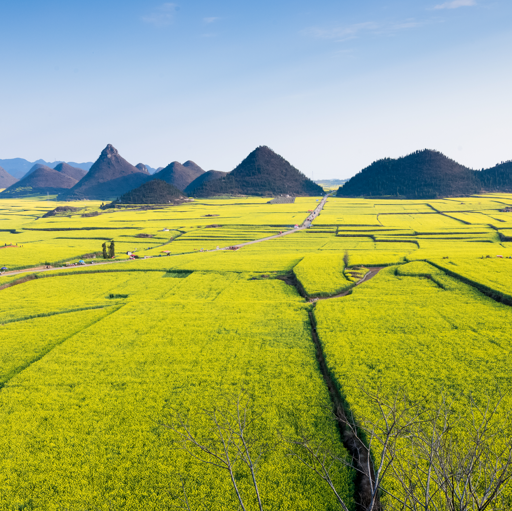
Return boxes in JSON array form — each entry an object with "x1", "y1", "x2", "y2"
[
  {"x1": 302, "y1": 193, "x2": 330, "y2": 229},
  {"x1": 0, "y1": 258, "x2": 135, "y2": 279},
  {"x1": 223, "y1": 193, "x2": 331, "y2": 250},
  {"x1": 0, "y1": 194, "x2": 332, "y2": 279}
]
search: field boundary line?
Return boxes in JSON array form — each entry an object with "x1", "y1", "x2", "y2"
[
  {"x1": 0, "y1": 304, "x2": 117, "y2": 327},
  {"x1": 428, "y1": 260, "x2": 512, "y2": 306},
  {"x1": 426, "y1": 203, "x2": 473, "y2": 225},
  {"x1": 0, "y1": 274, "x2": 38, "y2": 291},
  {"x1": 0, "y1": 305, "x2": 122, "y2": 390},
  {"x1": 307, "y1": 309, "x2": 378, "y2": 510}
]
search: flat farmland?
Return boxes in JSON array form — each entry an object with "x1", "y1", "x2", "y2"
[{"x1": 1, "y1": 194, "x2": 512, "y2": 509}]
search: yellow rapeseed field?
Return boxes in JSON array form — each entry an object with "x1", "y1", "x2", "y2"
[{"x1": 1, "y1": 194, "x2": 512, "y2": 508}]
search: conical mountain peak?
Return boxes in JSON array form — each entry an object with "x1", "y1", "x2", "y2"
[
  {"x1": 254, "y1": 145, "x2": 272, "y2": 154},
  {"x1": 185, "y1": 170, "x2": 227, "y2": 195},
  {"x1": 152, "y1": 160, "x2": 205, "y2": 191},
  {"x1": 59, "y1": 144, "x2": 149, "y2": 200},
  {"x1": 54, "y1": 162, "x2": 87, "y2": 181},
  {"x1": 193, "y1": 145, "x2": 323, "y2": 197},
  {"x1": 136, "y1": 163, "x2": 150, "y2": 174},
  {"x1": 182, "y1": 161, "x2": 205, "y2": 174},
  {"x1": 102, "y1": 144, "x2": 119, "y2": 157},
  {"x1": 117, "y1": 179, "x2": 187, "y2": 204},
  {"x1": 24, "y1": 163, "x2": 54, "y2": 178}
]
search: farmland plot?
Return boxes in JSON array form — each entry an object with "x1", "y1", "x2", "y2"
[
  {"x1": 3, "y1": 194, "x2": 512, "y2": 509},
  {"x1": 0, "y1": 297, "x2": 354, "y2": 510},
  {"x1": 314, "y1": 264, "x2": 512, "y2": 507},
  {"x1": 293, "y1": 254, "x2": 352, "y2": 297},
  {"x1": 430, "y1": 257, "x2": 512, "y2": 302}
]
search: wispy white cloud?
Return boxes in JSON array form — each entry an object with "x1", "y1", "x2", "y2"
[
  {"x1": 143, "y1": 3, "x2": 178, "y2": 27},
  {"x1": 334, "y1": 48, "x2": 356, "y2": 58},
  {"x1": 303, "y1": 19, "x2": 425, "y2": 42},
  {"x1": 203, "y1": 17, "x2": 220, "y2": 24},
  {"x1": 305, "y1": 21, "x2": 377, "y2": 42},
  {"x1": 433, "y1": 0, "x2": 476, "y2": 9}
]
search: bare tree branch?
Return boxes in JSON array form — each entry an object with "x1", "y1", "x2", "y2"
[
  {"x1": 282, "y1": 384, "x2": 512, "y2": 511},
  {"x1": 158, "y1": 389, "x2": 270, "y2": 511},
  {"x1": 158, "y1": 386, "x2": 512, "y2": 511}
]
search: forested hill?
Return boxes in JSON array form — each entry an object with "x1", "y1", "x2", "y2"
[
  {"x1": 338, "y1": 150, "x2": 481, "y2": 199},
  {"x1": 478, "y1": 161, "x2": 512, "y2": 192},
  {"x1": 152, "y1": 161, "x2": 204, "y2": 191},
  {"x1": 193, "y1": 146, "x2": 324, "y2": 197},
  {"x1": 116, "y1": 179, "x2": 186, "y2": 204},
  {"x1": 185, "y1": 170, "x2": 227, "y2": 195}
]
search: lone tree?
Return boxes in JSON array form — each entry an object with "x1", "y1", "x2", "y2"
[
  {"x1": 343, "y1": 250, "x2": 350, "y2": 269},
  {"x1": 158, "y1": 390, "x2": 270, "y2": 511},
  {"x1": 102, "y1": 242, "x2": 108, "y2": 259},
  {"x1": 109, "y1": 240, "x2": 115, "y2": 259}
]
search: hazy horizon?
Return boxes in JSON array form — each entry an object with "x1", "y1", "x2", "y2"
[{"x1": 1, "y1": 0, "x2": 511, "y2": 179}]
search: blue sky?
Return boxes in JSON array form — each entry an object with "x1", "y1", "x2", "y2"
[{"x1": 1, "y1": 0, "x2": 511, "y2": 178}]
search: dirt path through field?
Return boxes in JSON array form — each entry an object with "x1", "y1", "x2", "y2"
[
  {"x1": 309, "y1": 266, "x2": 386, "y2": 302},
  {"x1": 0, "y1": 259, "x2": 134, "y2": 279}
]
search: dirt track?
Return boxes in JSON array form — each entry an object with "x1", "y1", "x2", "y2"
[{"x1": 309, "y1": 267, "x2": 386, "y2": 302}]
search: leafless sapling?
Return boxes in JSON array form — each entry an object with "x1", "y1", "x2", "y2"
[{"x1": 158, "y1": 390, "x2": 269, "y2": 511}]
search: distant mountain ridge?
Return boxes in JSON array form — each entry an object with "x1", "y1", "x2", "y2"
[
  {"x1": 1, "y1": 162, "x2": 87, "y2": 197},
  {"x1": 152, "y1": 161, "x2": 205, "y2": 191},
  {"x1": 0, "y1": 167, "x2": 18, "y2": 188},
  {"x1": 1, "y1": 166, "x2": 78, "y2": 197},
  {"x1": 142, "y1": 164, "x2": 160, "y2": 174},
  {"x1": 8, "y1": 145, "x2": 512, "y2": 202},
  {"x1": 22, "y1": 162, "x2": 86, "y2": 181},
  {"x1": 193, "y1": 146, "x2": 324, "y2": 197},
  {"x1": 315, "y1": 179, "x2": 349, "y2": 187},
  {"x1": 135, "y1": 164, "x2": 150, "y2": 174},
  {"x1": 0, "y1": 158, "x2": 93, "y2": 179},
  {"x1": 47, "y1": 145, "x2": 205, "y2": 200}
]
